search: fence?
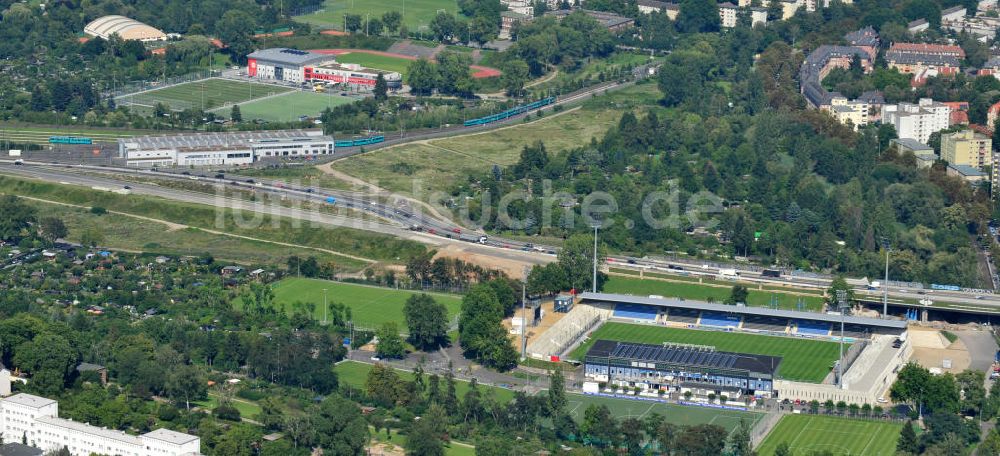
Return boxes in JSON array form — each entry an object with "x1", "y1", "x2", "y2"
[
  {"x1": 108, "y1": 70, "x2": 221, "y2": 100},
  {"x1": 750, "y1": 411, "x2": 783, "y2": 447}
]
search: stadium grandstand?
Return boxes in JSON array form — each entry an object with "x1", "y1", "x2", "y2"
[
  {"x1": 84, "y1": 16, "x2": 167, "y2": 42},
  {"x1": 584, "y1": 340, "x2": 780, "y2": 398}
]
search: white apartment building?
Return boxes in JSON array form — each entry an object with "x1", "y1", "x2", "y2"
[
  {"x1": 118, "y1": 130, "x2": 336, "y2": 167},
  {"x1": 825, "y1": 97, "x2": 870, "y2": 129},
  {"x1": 0, "y1": 393, "x2": 200, "y2": 456},
  {"x1": 880, "y1": 98, "x2": 952, "y2": 143},
  {"x1": 719, "y1": 2, "x2": 739, "y2": 27}
]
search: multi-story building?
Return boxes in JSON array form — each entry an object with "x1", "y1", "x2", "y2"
[
  {"x1": 885, "y1": 43, "x2": 964, "y2": 83},
  {"x1": 750, "y1": 7, "x2": 768, "y2": 26},
  {"x1": 843, "y1": 25, "x2": 879, "y2": 59},
  {"x1": 891, "y1": 138, "x2": 937, "y2": 168},
  {"x1": 824, "y1": 97, "x2": 870, "y2": 129},
  {"x1": 719, "y1": 2, "x2": 739, "y2": 27},
  {"x1": 799, "y1": 43, "x2": 873, "y2": 108},
  {"x1": 247, "y1": 48, "x2": 402, "y2": 89},
  {"x1": 0, "y1": 393, "x2": 200, "y2": 456},
  {"x1": 942, "y1": 5, "x2": 968, "y2": 22},
  {"x1": 941, "y1": 129, "x2": 993, "y2": 168},
  {"x1": 637, "y1": 0, "x2": 674, "y2": 14},
  {"x1": 500, "y1": 0, "x2": 533, "y2": 16},
  {"x1": 500, "y1": 10, "x2": 533, "y2": 38},
  {"x1": 987, "y1": 100, "x2": 1000, "y2": 131},
  {"x1": 118, "y1": 130, "x2": 336, "y2": 167},
  {"x1": 881, "y1": 98, "x2": 952, "y2": 143}
]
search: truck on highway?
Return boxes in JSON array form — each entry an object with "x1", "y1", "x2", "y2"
[
  {"x1": 325, "y1": 197, "x2": 336, "y2": 205},
  {"x1": 867, "y1": 281, "x2": 881, "y2": 290},
  {"x1": 8, "y1": 149, "x2": 21, "y2": 157},
  {"x1": 718, "y1": 268, "x2": 738, "y2": 279},
  {"x1": 762, "y1": 268, "x2": 781, "y2": 278}
]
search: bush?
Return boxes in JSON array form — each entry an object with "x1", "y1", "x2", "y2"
[
  {"x1": 90, "y1": 206, "x2": 107, "y2": 215},
  {"x1": 158, "y1": 405, "x2": 179, "y2": 422},
  {"x1": 237, "y1": 389, "x2": 266, "y2": 402},
  {"x1": 213, "y1": 404, "x2": 241, "y2": 421}
]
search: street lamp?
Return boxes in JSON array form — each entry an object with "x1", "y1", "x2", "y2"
[
  {"x1": 592, "y1": 224, "x2": 599, "y2": 293},
  {"x1": 882, "y1": 238, "x2": 890, "y2": 319},
  {"x1": 836, "y1": 290, "x2": 847, "y2": 388},
  {"x1": 323, "y1": 288, "x2": 328, "y2": 325}
]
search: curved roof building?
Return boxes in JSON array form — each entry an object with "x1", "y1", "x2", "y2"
[{"x1": 84, "y1": 15, "x2": 166, "y2": 42}]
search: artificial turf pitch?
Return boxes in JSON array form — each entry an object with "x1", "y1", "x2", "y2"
[
  {"x1": 118, "y1": 78, "x2": 292, "y2": 112},
  {"x1": 570, "y1": 322, "x2": 842, "y2": 383},
  {"x1": 756, "y1": 414, "x2": 902, "y2": 456},
  {"x1": 220, "y1": 91, "x2": 355, "y2": 122},
  {"x1": 268, "y1": 278, "x2": 462, "y2": 327}
]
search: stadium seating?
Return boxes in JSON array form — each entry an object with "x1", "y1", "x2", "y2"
[
  {"x1": 698, "y1": 312, "x2": 741, "y2": 328},
  {"x1": 612, "y1": 303, "x2": 659, "y2": 321},
  {"x1": 795, "y1": 319, "x2": 831, "y2": 336},
  {"x1": 743, "y1": 315, "x2": 789, "y2": 332},
  {"x1": 526, "y1": 303, "x2": 612, "y2": 359},
  {"x1": 668, "y1": 308, "x2": 700, "y2": 324}
]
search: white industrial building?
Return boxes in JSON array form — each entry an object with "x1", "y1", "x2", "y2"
[
  {"x1": 0, "y1": 386, "x2": 200, "y2": 456},
  {"x1": 118, "y1": 130, "x2": 336, "y2": 167},
  {"x1": 881, "y1": 98, "x2": 952, "y2": 143}
]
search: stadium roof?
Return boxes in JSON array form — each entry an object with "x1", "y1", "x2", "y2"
[
  {"x1": 247, "y1": 48, "x2": 332, "y2": 67},
  {"x1": 120, "y1": 129, "x2": 333, "y2": 151},
  {"x1": 579, "y1": 292, "x2": 909, "y2": 329},
  {"x1": 84, "y1": 15, "x2": 166, "y2": 42},
  {"x1": 586, "y1": 339, "x2": 781, "y2": 376}
]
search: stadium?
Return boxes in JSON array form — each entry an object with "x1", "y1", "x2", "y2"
[
  {"x1": 247, "y1": 48, "x2": 403, "y2": 89},
  {"x1": 528, "y1": 292, "x2": 912, "y2": 405}
]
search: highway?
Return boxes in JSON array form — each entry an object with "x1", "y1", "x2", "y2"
[{"x1": 4, "y1": 161, "x2": 1000, "y2": 315}]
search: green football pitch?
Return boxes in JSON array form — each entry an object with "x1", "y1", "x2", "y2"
[
  {"x1": 117, "y1": 78, "x2": 292, "y2": 112},
  {"x1": 603, "y1": 276, "x2": 825, "y2": 311},
  {"x1": 566, "y1": 393, "x2": 762, "y2": 430},
  {"x1": 267, "y1": 278, "x2": 462, "y2": 327},
  {"x1": 570, "y1": 322, "x2": 841, "y2": 383},
  {"x1": 334, "y1": 53, "x2": 414, "y2": 76},
  {"x1": 756, "y1": 414, "x2": 902, "y2": 456},
  {"x1": 217, "y1": 91, "x2": 356, "y2": 122},
  {"x1": 295, "y1": 0, "x2": 460, "y2": 31}
]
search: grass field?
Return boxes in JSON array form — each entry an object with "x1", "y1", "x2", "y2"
[
  {"x1": 116, "y1": 78, "x2": 292, "y2": 113},
  {"x1": 570, "y1": 323, "x2": 841, "y2": 383},
  {"x1": 756, "y1": 414, "x2": 902, "y2": 456},
  {"x1": 604, "y1": 276, "x2": 825, "y2": 312},
  {"x1": 332, "y1": 85, "x2": 660, "y2": 199},
  {"x1": 215, "y1": 90, "x2": 356, "y2": 122},
  {"x1": 269, "y1": 278, "x2": 462, "y2": 327},
  {"x1": 26, "y1": 201, "x2": 359, "y2": 267},
  {"x1": 334, "y1": 360, "x2": 516, "y2": 404},
  {"x1": 335, "y1": 52, "x2": 414, "y2": 76},
  {"x1": 295, "y1": 0, "x2": 460, "y2": 31},
  {"x1": 566, "y1": 393, "x2": 761, "y2": 431}
]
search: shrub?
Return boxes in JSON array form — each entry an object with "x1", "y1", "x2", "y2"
[
  {"x1": 213, "y1": 404, "x2": 241, "y2": 421},
  {"x1": 90, "y1": 206, "x2": 107, "y2": 215}
]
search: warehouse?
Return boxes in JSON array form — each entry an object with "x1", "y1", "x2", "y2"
[
  {"x1": 118, "y1": 129, "x2": 335, "y2": 167},
  {"x1": 247, "y1": 48, "x2": 402, "y2": 88},
  {"x1": 584, "y1": 340, "x2": 780, "y2": 398},
  {"x1": 84, "y1": 15, "x2": 167, "y2": 42}
]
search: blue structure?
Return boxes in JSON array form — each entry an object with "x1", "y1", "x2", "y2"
[
  {"x1": 584, "y1": 340, "x2": 779, "y2": 397},
  {"x1": 931, "y1": 284, "x2": 961, "y2": 291},
  {"x1": 700, "y1": 312, "x2": 741, "y2": 328},
  {"x1": 795, "y1": 320, "x2": 831, "y2": 336},
  {"x1": 49, "y1": 136, "x2": 93, "y2": 145},
  {"x1": 334, "y1": 135, "x2": 384, "y2": 147},
  {"x1": 463, "y1": 97, "x2": 556, "y2": 127},
  {"x1": 612, "y1": 303, "x2": 659, "y2": 321}
]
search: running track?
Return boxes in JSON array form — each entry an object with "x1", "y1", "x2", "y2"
[{"x1": 310, "y1": 48, "x2": 502, "y2": 78}]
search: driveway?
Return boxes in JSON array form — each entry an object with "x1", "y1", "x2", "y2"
[{"x1": 953, "y1": 329, "x2": 997, "y2": 372}]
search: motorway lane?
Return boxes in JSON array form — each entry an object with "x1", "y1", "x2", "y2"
[{"x1": 0, "y1": 163, "x2": 552, "y2": 266}]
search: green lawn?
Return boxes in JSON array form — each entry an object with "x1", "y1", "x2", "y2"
[
  {"x1": 332, "y1": 85, "x2": 655, "y2": 199},
  {"x1": 570, "y1": 323, "x2": 841, "y2": 383},
  {"x1": 193, "y1": 392, "x2": 263, "y2": 421},
  {"x1": 294, "y1": 0, "x2": 460, "y2": 31},
  {"x1": 217, "y1": 90, "x2": 356, "y2": 122},
  {"x1": 603, "y1": 276, "x2": 825, "y2": 312},
  {"x1": 334, "y1": 52, "x2": 414, "y2": 76},
  {"x1": 269, "y1": 278, "x2": 462, "y2": 327},
  {"x1": 756, "y1": 414, "x2": 902, "y2": 456},
  {"x1": 117, "y1": 78, "x2": 292, "y2": 112},
  {"x1": 335, "y1": 360, "x2": 515, "y2": 404},
  {"x1": 565, "y1": 393, "x2": 762, "y2": 431}
]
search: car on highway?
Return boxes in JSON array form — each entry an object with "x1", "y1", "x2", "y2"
[
  {"x1": 245, "y1": 179, "x2": 255, "y2": 184},
  {"x1": 214, "y1": 173, "x2": 224, "y2": 179},
  {"x1": 123, "y1": 185, "x2": 131, "y2": 190}
]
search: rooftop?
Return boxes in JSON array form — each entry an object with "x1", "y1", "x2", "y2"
[
  {"x1": 949, "y1": 164, "x2": 986, "y2": 176},
  {"x1": 35, "y1": 416, "x2": 143, "y2": 446},
  {"x1": 545, "y1": 9, "x2": 635, "y2": 28},
  {"x1": 579, "y1": 292, "x2": 909, "y2": 329},
  {"x1": 0, "y1": 443, "x2": 42, "y2": 456},
  {"x1": 888, "y1": 42, "x2": 966, "y2": 57},
  {"x1": 247, "y1": 48, "x2": 332, "y2": 66},
  {"x1": 142, "y1": 428, "x2": 201, "y2": 446},
  {"x1": 843, "y1": 26, "x2": 879, "y2": 47},
  {"x1": 892, "y1": 137, "x2": 933, "y2": 151},
  {"x1": 120, "y1": 129, "x2": 333, "y2": 151},
  {"x1": 2, "y1": 394, "x2": 57, "y2": 409},
  {"x1": 586, "y1": 339, "x2": 782, "y2": 376}
]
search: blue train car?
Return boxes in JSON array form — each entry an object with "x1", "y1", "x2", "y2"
[
  {"x1": 463, "y1": 97, "x2": 557, "y2": 127},
  {"x1": 334, "y1": 135, "x2": 385, "y2": 147},
  {"x1": 49, "y1": 136, "x2": 93, "y2": 145}
]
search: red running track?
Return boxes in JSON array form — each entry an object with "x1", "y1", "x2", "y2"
[{"x1": 310, "y1": 48, "x2": 501, "y2": 78}]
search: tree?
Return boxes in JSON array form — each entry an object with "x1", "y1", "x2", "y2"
[
  {"x1": 312, "y1": 395, "x2": 368, "y2": 454},
  {"x1": 406, "y1": 404, "x2": 447, "y2": 456},
  {"x1": 726, "y1": 284, "x2": 749, "y2": 305},
  {"x1": 430, "y1": 12, "x2": 458, "y2": 42},
  {"x1": 382, "y1": 11, "x2": 403, "y2": 35},
  {"x1": 215, "y1": 10, "x2": 256, "y2": 63},
  {"x1": 374, "y1": 73, "x2": 388, "y2": 102},
  {"x1": 458, "y1": 282, "x2": 518, "y2": 370},
  {"x1": 548, "y1": 366, "x2": 567, "y2": 415},
  {"x1": 558, "y1": 233, "x2": 606, "y2": 292},
  {"x1": 13, "y1": 333, "x2": 77, "y2": 396},
  {"x1": 436, "y1": 51, "x2": 474, "y2": 97},
  {"x1": 345, "y1": 14, "x2": 363, "y2": 33},
  {"x1": 38, "y1": 217, "x2": 66, "y2": 243},
  {"x1": 898, "y1": 420, "x2": 919, "y2": 454},
  {"x1": 0, "y1": 195, "x2": 36, "y2": 243},
  {"x1": 581, "y1": 404, "x2": 617, "y2": 446},
  {"x1": 165, "y1": 364, "x2": 206, "y2": 410},
  {"x1": 407, "y1": 58, "x2": 439, "y2": 96},
  {"x1": 677, "y1": 0, "x2": 721, "y2": 33},
  {"x1": 676, "y1": 424, "x2": 727, "y2": 455},
  {"x1": 366, "y1": 363, "x2": 404, "y2": 407},
  {"x1": 375, "y1": 322, "x2": 406, "y2": 359},
  {"x1": 501, "y1": 59, "x2": 530, "y2": 97},
  {"x1": 826, "y1": 276, "x2": 854, "y2": 308},
  {"x1": 729, "y1": 420, "x2": 754, "y2": 456},
  {"x1": 230, "y1": 104, "x2": 242, "y2": 122},
  {"x1": 774, "y1": 442, "x2": 792, "y2": 456},
  {"x1": 403, "y1": 294, "x2": 449, "y2": 350}
]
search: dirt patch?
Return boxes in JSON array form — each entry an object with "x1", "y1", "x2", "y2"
[
  {"x1": 909, "y1": 327, "x2": 970, "y2": 373},
  {"x1": 366, "y1": 442, "x2": 404, "y2": 456},
  {"x1": 433, "y1": 243, "x2": 540, "y2": 278}
]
